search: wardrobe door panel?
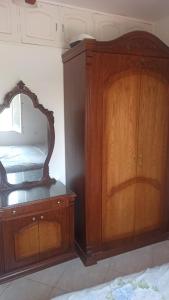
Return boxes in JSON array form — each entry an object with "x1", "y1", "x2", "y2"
[
  {"x1": 135, "y1": 184, "x2": 162, "y2": 234},
  {"x1": 135, "y1": 68, "x2": 169, "y2": 234},
  {"x1": 102, "y1": 60, "x2": 140, "y2": 241},
  {"x1": 103, "y1": 186, "x2": 136, "y2": 241}
]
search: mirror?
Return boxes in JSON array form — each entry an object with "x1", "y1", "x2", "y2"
[{"x1": 0, "y1": 81, "x2": 55, "y2": 191}]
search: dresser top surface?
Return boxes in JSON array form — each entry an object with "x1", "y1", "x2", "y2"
[{"x1": 0, "y1": 181, "x2": 74, "y2": 208}]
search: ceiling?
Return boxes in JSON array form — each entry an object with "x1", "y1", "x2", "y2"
[{"x1": 46, "y1": 0, "x2": 169, "y2": 22}]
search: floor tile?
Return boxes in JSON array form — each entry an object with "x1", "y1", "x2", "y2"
[
  {"x1": 55, "y1": 258, "x2": 110, "y2": 291},
  {"x1": 49, "y1": 287, "x2": 68, "y2": 299},
  {"x1": 151, "y1": 241, "x2": 169, "y2": 267},
  {"x1": 1, "y1": 243, "x2": 169, "y2": 299},
  {"x1": 25, "y1": 261, "x2": 69, "y2": 287},
  {"x1": 0, "y1": 282, "x2": 11, "y2": 297},
  {"x1": 104, "y1": 264, "x2": 123, "y2": 283},
  {"x1": 0, "y1": 278, "x2": 51, "y2": 300},
  {"x1": 112, "y1": 245, "x2": 152, "y2": 276}
]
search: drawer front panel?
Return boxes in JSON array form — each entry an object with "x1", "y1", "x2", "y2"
[{"x1": 0, "y1": 196, "x2": 74, "y2": 220}]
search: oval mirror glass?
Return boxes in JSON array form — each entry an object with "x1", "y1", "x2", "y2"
[{"x1": 0, "y1": 81, "x2": 55, "y2": 191}]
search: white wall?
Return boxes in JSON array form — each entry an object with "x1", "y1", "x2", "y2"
[
  {"x1": 154, "y1": 16, "x2": 169, "y2": 46},
  {"x1": 0, "y1": 43, "x2": 65, "y2": 182},
  {"x1": 0, "y1": 94, "x2": 48, "y2": 146},
  {"x1": 0, "y1": 2, "x2": 156, "y2": 184}
]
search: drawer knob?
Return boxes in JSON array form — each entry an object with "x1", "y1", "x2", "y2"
[
  {"x1": 32, "y1": 217, "x2": 36, "y2": 222},
  {"x1": 40, "y1": 215, "x2": 44, "y2": 220},
  {"x1": 12, "y1": 210, "x2": 16, "y2": 214},
  {"x1": 57, "y1": 200, "x2": 61, "y2": 204}
]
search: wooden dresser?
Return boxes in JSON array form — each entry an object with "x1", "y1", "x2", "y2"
[
  {"x1": 63, "y1": 31, "x2": 169, "y2": 265},
  {"x1": 0, "y1": 181, "x2": 76, "y2": 282}
]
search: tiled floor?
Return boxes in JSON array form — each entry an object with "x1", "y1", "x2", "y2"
[{"x1": 0, "y1": 240, "x2": 169, "y2": 300}]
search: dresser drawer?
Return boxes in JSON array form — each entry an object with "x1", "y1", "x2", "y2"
[{"x1": 0, "y1": 195, "x2": 74, "y2": 220}]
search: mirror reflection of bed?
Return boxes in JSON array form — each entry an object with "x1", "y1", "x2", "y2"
[{"x1": 0, "y1": 93, "x2": 48, "y2": 184}]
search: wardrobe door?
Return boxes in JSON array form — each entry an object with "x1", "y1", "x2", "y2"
[
  {"x1": 102, "y1": 54, "x2": 140, "y2": 242},
  {"x1": 135, "y1": 61, "x2": 169, "y2": 234}
]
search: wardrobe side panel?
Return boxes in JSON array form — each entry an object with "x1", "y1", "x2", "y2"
[
  {"x1": 64, "y1": 52, "x2": 86, "y2": 248},
  {"x1": 84, "y1": 52, "x2": 103, "y2": 253}
]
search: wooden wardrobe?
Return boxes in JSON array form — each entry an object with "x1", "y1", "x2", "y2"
[{"x1": 62, "y1": 31, "x2": 169, "y2": 265}]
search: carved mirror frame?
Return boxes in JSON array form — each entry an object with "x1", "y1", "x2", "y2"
[{"x1": 0, "y1": 81, "x2": 55, "y2": 191}]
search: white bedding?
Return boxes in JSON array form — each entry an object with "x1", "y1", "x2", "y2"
[
  {"x1": 53, "y1": 263, "x2": 169, "y2": 300},
  {"x1": 0, "y1": 145, "x2": 47, "y2": 173}
]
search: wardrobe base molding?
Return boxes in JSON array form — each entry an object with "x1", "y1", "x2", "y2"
[
  {"x1": 76, "y1": 232, "x2": 169, "y2": 266},
  {"x1": 75, "y1": 240, "x2": 98, "y2": 266},
  {"x1": 0, "y1": 250, "x2": 77, "y2": 284}
]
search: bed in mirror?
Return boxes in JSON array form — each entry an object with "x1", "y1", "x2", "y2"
[{"x1": 0, "y1": 81, "x2": 55, "y2": 191}]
